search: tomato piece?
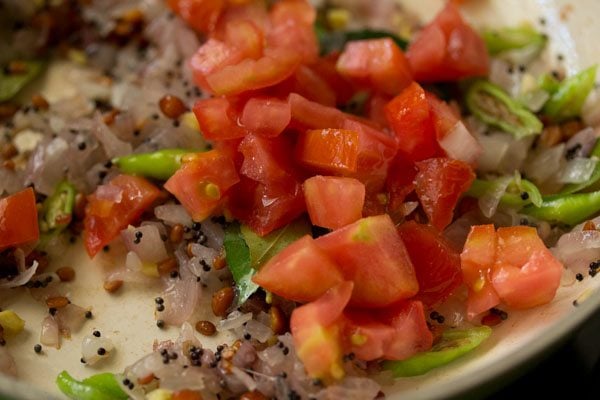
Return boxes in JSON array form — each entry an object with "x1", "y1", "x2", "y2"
[
  {"x1": 84, "y1": 175, "x2": 160, "y2": 257},
  {"x1": 378, "y1": 300, "x2": 433, "y2": 360},
  {"x1": 386, "y1": 155, "x2": 417, "y2": 219},
  {"x1": 491, "y1": 227, "x2": 562, "y2": 309},
  {"x1": 309, "y1": 56, "x2": 355, "y2": 105},
  {"x1": 167, "y1": 0, "x2": 224, "y2": 34},
  {"x1": 414, "y1": 158, "x2": 475, "y2": 230},
  {"x1": 224, "y1": 19, "x2": 264, "y2": 60},
  {"x1": 190, "y1": 39, "x2": 244, "y2": 92},
  {"x1": 303, "y1": 176, "x2": 365, "y2": 230},
  {"x1": 336, "y1": 38, "x2": 413, "y2": 96},
  {"x1": 315, "y1": 215, "x2": 419, "y2": 308},
  {"x1": 273, "y1": 65, "x2": 337, "y2": 107},
  {"x1": 406, "y1": 2, "x2": 489, "y2": 82},
  {"x1": 238, "y1": 133, "x2": 297, "y2": 184},
  {"x1": 397, "y1": 221, "x2": 462, "y2": 306},
  {"x1": 342, "y1": 310, "x2": 395, "y2": 361},
  {"x1": 171, "y1": 390, "x2": 203, "y2": 400},
  {"x1": 385, "y1": 82, "x2": 442, "y2": 162},
  {"x1": 366, "y1": 92, "x2": 392, "y2": 128},
  {"x1": 268, "y1": 0, "x2": 318, "y2": 64},
  {"x1": 426, "y1": 92, "x2": 460, "y2": 140},
  {"x1": 290, "y1": 281, "x2": 353, "y2": 381},
  {"x1": 240, "y1": 97, "x2": 291, "y2": 138},
  {"x1": 253, "y1": 235, "x2": 344, "y2": 302},
  {"x1": 0, "y1": 188, "x2": 39, "y2": 249},
  {"x1": 289, "y1": 92, "x2": 345, "y2": 130},
  {"x1": 164, "y1": 150, "x2": 240, "y2": 222},
  {"x1": 460, "y1": 224, "x2": 500, "y2": 319},
  {"x1": 296, "y1": 129, "x2": 360, "y2": 175},
  {"x1": 193, "y1": 97, "x2": 248, "y2": 141}
]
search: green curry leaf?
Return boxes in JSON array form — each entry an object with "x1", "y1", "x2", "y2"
[
  {"x1": 223, "y1": 223, "x2": 258, "y2": 305},
  {"x1": 0, "y1": 60, "x2": 44, "y2": 102}
]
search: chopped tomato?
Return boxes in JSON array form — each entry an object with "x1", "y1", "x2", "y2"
[
  {"x1": 291, "y1": 281, "x2": 353, "y2": 381},
  {"x1": 308, "y1": 56, "x2": 355, "y2": 105},
  {"x1": 171, "y1": 390, "x2": 203, "y2": 400},
  {"x1": 273, "y1": 65, "x2": 337, "y2": 107},
  {"x1": 189, "y1": 39, "x2": 244, "y2": 92},
  {"x1": 461, "y1": 224, "x2": 500, "y2": 319},
  {"x1": 296, "y1": 129, "x2": 360, "y2": 175},
  {"x1": 238, "y1": 133, "x2": 299, "y2": 185},
  {"x1": 492, "y1": 227, "x2": 562, "y2": 309},
  {"x1": 167, "y1": 0, "x2": 224, "y2": 34},
  {"x1": 253, "y1": 235, "x2": 344, "y2": 302},
  {"x1": 193, "y1": 97, "x2": 248, "y2": 141},
  {"x1": 0, "y1": 188, "x2": 39, "y2": 250},
  {"x1": 414, "y1": 157, "x2": 475, "y2": 231},
  {"x1": 426, "y1": 92, "x2": 460, "y2": 140},
  {"x1": 342, "y1": 310, "x2": 395, "y2": 361},
  {"x1": 336, "y1": 38, "x2": 413, "y2": 96},
  {"x1": 303, "y1": 176, "x2": 365, "y2": 229},
  {"x1": 268, "y1": 0, "x2": 318, "y2": 64},
  {"x1": 240, "y1": 97, "x2": 291, "y2": 137},
  {"x1": 315, "y1": 215, "x2": 419, "y2": 308},
  {"x1": 223, "y1": 19, "x2": 264, "y2": 59},
  {"x1": 385, "y1": 155, "x2": 417, "y2": 220},
  {"x1": 385, "y1": 82, "x2": 441, "y2": 162},
  {"x1": 84, "y1": 175, "x2": 160, "y2": 257},
  {"x1": 366, "y1": 92, "x2": 392, "y2": 127},
  {"x1": 406, "y1": 2, "x2": 489, "y2": 82},
  {"x1": 164, "y1": 150, "x2": 239, "y2": 222},
  {"x1": 398, "y1": 221, "x2": 462, "y2": 306}
]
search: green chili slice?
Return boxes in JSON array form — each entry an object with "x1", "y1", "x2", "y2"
[
  {"x1": 0, "y1": 60, "x2": 44, "y2": 102},
  {"x1": 522, "y1": 190, "x2": 600, "y2": 225},
  {"x1": 543, "y1": 65, "x2": 597, "y2": 122},
  {"x1": 42, "y1": 180, "x2": 76, "y2": 232},
  {"x1": 56, "y1": 371, "x2": 127, "y2": 400},
  {"x1": 384, "y1": 326, "x2": 492, "y2": 377},
  {"x1": 467, "y1": 176, "x2": 543, "y2": 209},
  {"x1": 560, "y1": 139, "x2": 600, "y2": 194},
  {"x1": 465, "y1": 80, "x2": 543, "y2": 139},
  {"x1": 482, "y1": 24, "x2": 546, "y2": 56},
  {"x1": 112, "y1": 148, "x2": 194, "y2": 180}
]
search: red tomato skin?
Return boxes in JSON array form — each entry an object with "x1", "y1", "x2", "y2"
[
  {"x1": 238, "y1": 133, "x2": 298, "y2": 184},
  {"x1": 193, "y1": 97, "x2": 248, "y2": 141},
  {"x1": 291, "y1": 281, "x2": 353, "y2": 381},
  {"x1": 315, "y1": 214, "x2": 419, "y2": 308},
  {"x1": 414, "y1": 157, "x2": 475, "y2": 231},
  {"x1": 491, "y1": 227, "x2": 562, "y2": 309},
  {"x1": 460, "y1": 224, "x2": 500, "y2": 319},
  {"x1": 342, "y1": 310, "x2": 395, "y2": 361},
  {"x1": 0, "y1": 188, "x2": 39, "y2": 249},
  {"x1": 426, "y1": 92, "x2": 460, "y2": 140},
  {"x1": 268, "y1": 0, "x2": 318, "y2": 64},
  {"x1": 385, "y1": 155, "x2": 417, "y2": 220},
  {"x1": 366, "y1": 92, "x2": 392, "y2": 128},
  {"x1": 252, "y1": 235, "x2": 344, "y2": 302},
  {"x1": 164, "y1": 150, "x2": 240, "y2": 222},
  {"x1": 274, "y1": 65, "x2": 337, "y2": 107},
  {"x1": 84, "y1": 175, "x2": 160, "y2": 257},
  {"x1": 296, "y1": 129, "x2": 360, "y2": 175},
  {"x1": 397, "y1": 221, "x2": 463, "y2": 306},
  {"x1": 303, "y1": 176, "x2": 365, "y2": 230},
  {"x1": 167, "y1": 0, "x2": 224, "y2": 34},
  {"x1": 240, "y1": 97, "x2": 291, "y2": 137},
  {"x1": 378, "y1": 300, "x2": 433, "y2": 360},
  {"x1": 224, "y1": 19, "x2": 264, "y2": 60},
  {"x1": 384, "y1": 82, "x2": 442, "y2": 162},
  {"x1": 406, "y1": 2, "x2": 489, "y2": 82},
  {"x1": 336, "y1": 38, "x2": 413, "y2": 96},
  {"x1": 189, "y1": 39, "x2": 244, "y2": 92}
]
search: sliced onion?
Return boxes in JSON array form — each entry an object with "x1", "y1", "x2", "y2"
[
  {"x1": 121, "y1": 225, "x2": 168, "y2": 264},
  {"x1": 231, "y1": 366, "x2": 257, "y2": 392},
  {"x1": 154, "y1": 204, "x2": 193, "y2": 227},
  {"x1": 243, "y1": 320, "x2": 272, "y2": 343},
  {"x1": 0, "y1": 248, "x2": 38, "y2": 289},
  {"x1": 523, "y1": 144, "x2": 565, "y2": 184},
  {"x1": 519, "y1": 88, "x2": 549, "y2": 112},
  {"x1": 557, "y1": 157, "x2": 597, "y2": 183},
  {"x1": 438, "y1": 121, "x2": 482, "y2": 166},
  {"x1": 489, "y1": 58, "x2": 521, "y2": 97},
  {"x1": 474, "y1": 131, "x2": 511, "y2": 172},
  {"x1": 40, "y1": 315, "x2": 60, "y2": 349},
  {"x1": 218, "y1": 311, "x2": 253, "y2": 332},
  {"x1": 92, "y1": 114, "x2": 132, "y2": 158},
  {"x1": 552, "y1": 230, "x2": 600, "y2": 273},
  {"x1": 478, "y1": 176, "x2": 512, "y2": 218},
  {"x1": 55, "y1": 304, "x2": 89, "y2": 338},
  {"x1": 159, "y1": 276, "x2": 201, "y2": 326},
  {"x1": 321, "y1": 377, "x2": 381, "y2": 400},
  {"x1": 81, "y1": 334, "x2": 115, "y2": 365}
]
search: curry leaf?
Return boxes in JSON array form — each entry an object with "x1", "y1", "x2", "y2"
[
  {"x1": 223, "y1": 223, "x2": 258, "y2": 305},
  {"x1": 0, "y1": 60, "x2": 44, "y2": 102}
]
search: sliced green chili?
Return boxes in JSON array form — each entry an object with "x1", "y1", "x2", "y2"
[
  {"x1": 56, "y1": 371, "x2": 127, "y2": 400},
  {"x1": 41, "y1": 180, "x2": 76, "y2": 232},
  {"x1": 467, "y1": 176, "x2": 543, "y2": 209},
  {"x1": 538, "y1": 73, "x2": 561, "y2": 94},
  {"x1": 0, "y1": 60, "x2": 44, "y2": 102},
  {"x1": 384, "y1": 326, "x2": 492, "y2": 377},
  {"x1": 112, "y1": 148, "x2": 194, "y2": 180},
  {"x1": 522, "y1": 190, "x2": 600, "y2": 225},
  {"x1": 543, "y1": 65, "x2": 597, "y2": 122},
  {"x1": 482, "y1": 24, "x2": 546, "y2": 56},
  {"x1": 465, "y1": 80, "x2": 543, "y2": 139}
]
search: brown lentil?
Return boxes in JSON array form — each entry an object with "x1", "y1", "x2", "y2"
[
  {"x1": 1, "y1": 143, "x2": 17, "y2": 160},
  {"x1": 159, "y1": 95, "x2": 187, "y2": 119},
  {"x1": 583, "y1": 220, "x2": 597, "y2": 231},
  {"x1": 103, "y1": 280, "x2": 123, "y2": 293},
  {"x1": 102, "y1": 109, "x2": 120, "y2": 125},
  {"x1": 481, "y1": 313, "x2": 502, "y2": 327},
  {"x1": 195, "y1": 320, "x2": 217, "y2": 336},
  {"x1": 269, "y1": 306, "x2": 287, "y2": 335},
  {"x1": 0, "y1": 103, "x2": 19, "y2": 119},
  {"x1": 2, "y1": 160, "x2": 15, "y2": 170},
  {"x1": 213, "y1": 251, "x2": 226, "y2": 270},
  {"x1": 538, "y1": 125, "x2": 563, "y2": 148},
  {"x1": 137, "y1": 373, "x2": 155, "y2": 385},
  {"x1": 46, "y1": 296, "x2": 70, "y2": 309},
  {"x1": 169, "y1": 224, "x2": 184, "y2": 243},
  {"x1": 561, "y1": 119, "x2": 585, "y2": 139},
  {"x1": 158, "y1": 257, "x2": 178, "y2": 276},
  {"x1": 211, "y1": 286, "x2": 234, "y2": 317},
  {"x1": 240, "y1": 390, "x2": 268, "y2": 400},
  {"x1": 31, "y1": 94, "x2": 49, "y2": 110},
  {"x1": 172, "y1": 390, "x2": 203, "y2": 400}
]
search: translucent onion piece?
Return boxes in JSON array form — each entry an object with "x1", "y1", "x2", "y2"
[
  {"x1": 438, "y1": 121, "x2": 482, "y2": 166},
  {"x1": 478, "y1": 176, "x2": 512, "y2": 218},
  {"x1": 40, "y1": 316, "x2": 60, "y2": 349},
  {"x1": 81, "y1": 334, "x2": 115, "y2": 365},
  {"x1": 557, "y1": 158, "x2": 597, "y2": 184},
  {"x1": 121, "y1": 224, "x2": 168, "y2": 263}
]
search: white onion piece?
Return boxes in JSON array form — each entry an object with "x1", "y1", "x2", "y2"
[
  {"x1": 25, "y1": 137, "x2": 70, "y2": 196},
  {"x1": 82, "y1": 334, "x2": 114, "y2": 365},
  {"x1": 439, "y1": 121, "x2": 482, "y2": 166},
  {"x1": 159, "y1": 276, "x2": 201, "y2": 326},
  {"x1": 154, "y1": 204, "x2": 193, "y2": 227},
  {"x1": 582, "y1": 89, "x2": 600, "y2": 127},
  {"x1": 565, "y1": 127, "x2": 598, "y2": 158},
  {"x1": 0, "y1": 347, "x2": 17, "y2": 377},
  {"x1": 40, "y1": 316, "x2": 60, "y2": 349},
  {"x1": 319, "y1": 377, "x2": 381, "y2": 400},
  {"x1": 230, "y1": 366, "x2": 257, "y2": 392},
  {"x1": 523, "y1": 144, "x2": 565, "y2": 184},
  {"x1": 92, "y1": 115, "x2": 132, "y2": 158},
  {"x1": 121, "y1": 225, "x2": 168, "y2": 263},
  {"x1": 498, "y1": 136, "x2": 535, "y2": 174},
  {"x1": 0, "y1": 248, "x2": 38, "y2": 289},
  {"x1": 244, "y1": 320, "x2": 272, "y2": 343},
  {"x1": 199, "y1": 219, "x2": 225, "y2": 249},
  {"x1": 557, "y1": 157, "x2": 597, "y2": 183},
  {"x1": 519, "y1": 89, "x2": 549, "y2": 112},
  {"x1": 444, "y1": 211, "x2": 483, "y2": 251},
  {"x1": 106, "y1": 252, "x2": 157, "y2": 284},
  {"x1": 478, "y1": 176, "x2": 512, "y2": 218},
  {"x1": 489, "y1": 58, "x2": 521, "y2": 97},
  {"x1": 475, "y1": 131, "x2": 511, "y2": 172},
  {"x1": 552, "y1": 230, "x2": 600, "y2": 273},
  {"x1": 218, "y1": 311, "x2": 253, "y2": 332},
  {"x1": 56, "y1": 304, "x2": 89, "y2": 337}
]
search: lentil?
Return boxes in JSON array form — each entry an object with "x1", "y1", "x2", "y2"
[
  {"x1": 195, "y1": 320, "x2": 217, "y2": 336},
  {"x1": 46, "y1": 296, "x2": 69, "y2": 309},
  {"x1": 169, "y1": 224, "x2": 184, "y2": 243},
  {"x1": 211, "y1": 286, "x2": 234, "y2": 317},
  {"x1": 240, "y1": 391, "x2": 268, "y2": 400},
  {"x1": 56, "y1": 266, "x2": 75, "y2": 282},
  {"x1": 158, "y1": 257, "x2": 177, "y2": 276},
  {"x1": 0, "y1": 143, "x2": 17, "y2": 159},
  {"x1": 103, "y1": 279, "x2": 123, "y2": 293},
  {"x1": 269, "y1": 306, "x2": 287, "y2": 335}
]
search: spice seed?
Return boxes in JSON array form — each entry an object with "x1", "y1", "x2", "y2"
[
  {"x1": 56, "y1": 266, "x2": 75, "y2": 282},
  {"x1": 103, "y1": 280, "x2": 123, "y2": 293},
  {"x1": 195, "y1": 320, "x2": 217, "y2": 336}
]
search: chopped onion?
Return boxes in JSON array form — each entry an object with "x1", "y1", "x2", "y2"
[
  {"x1": 81, "y1": 334, "x2": 115, "y2": 365},
  {"x1": 40, "y1": 316, "x2": 60, "y2": 349},
  {"x1": 557, "y1": 157, "x2": 597, "y2": 183},
  {"x1": 565, "y1": 127, "x2": 598, "y2": 158},
  {"x1": 121, "y1": 224, "x2": 168, "y2": 263},
  {"x1": 243, "y1": 320, "x2": 272, "y2": 343},
  {"x1": 96, "y1": 183, "x2": 123, "y2": 202},
  {"x1": 552, "y1": 230, "x2": 600, "y2": 273},
  {"x1": 489, "y1": 58, "x2": 521, "y2": 97},
  {"x1": 320, "y1": 377, "x2": 381, "y2": 400},
  {"x1": 582, "y1": 89, "x2": 600, "y2": 127},
  {"x1": 154, "y1": 204, "x2": 193, "y2": 227},
  {"x1": 230, "y1": 367, "x2": 257, "y2": 392},
  {"x1": 523, "y1": 144, "x2": 565, "y2": 184},
  {"x1": 0, "y1": 249, "x2": 38, "y2": 289},
  {"x1": 218, "y1": 311, "x2": 253, "y2": 332},
  {"x1": 159, "y1": 276, "x2": 201, "y2": 326},
  {"x1": 92, "y1": 115, "x2": 132, "y2": 158},
  {"x1": 478, "y1": 176, "x2": 512, "y2": 218},
  {"x1": 438, "y1": 121, "x2": 482, "y2": 165},
  {"x1": 55, "y1": 304, "x2": 89, "y2": 338},
  {"x1": 474, "y1": 131, "x2": 511, "y2": 172}
]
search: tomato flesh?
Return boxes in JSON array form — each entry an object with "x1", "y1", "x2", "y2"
[
  {"x1": 193, "y1": 97, "x2": 248, "y2": 141},
  {"x1": 240, "y1": 97, "x2": 291, "y2": 138},
  {"x1": 0, "y1": 188, "x2": 39, "y2": 250},
  {"x1": 167, "y1": 0, "x2": 224, "y2": 34},
  {"x1": 296, "y1": 129, "x2": 360, "y2": 175},
  {"x1": 84, "y1": 175, "x2": 160, "y2": 257},
  {"x1": 315, "y1": 214, "x2": 419, "y2": 308}
]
